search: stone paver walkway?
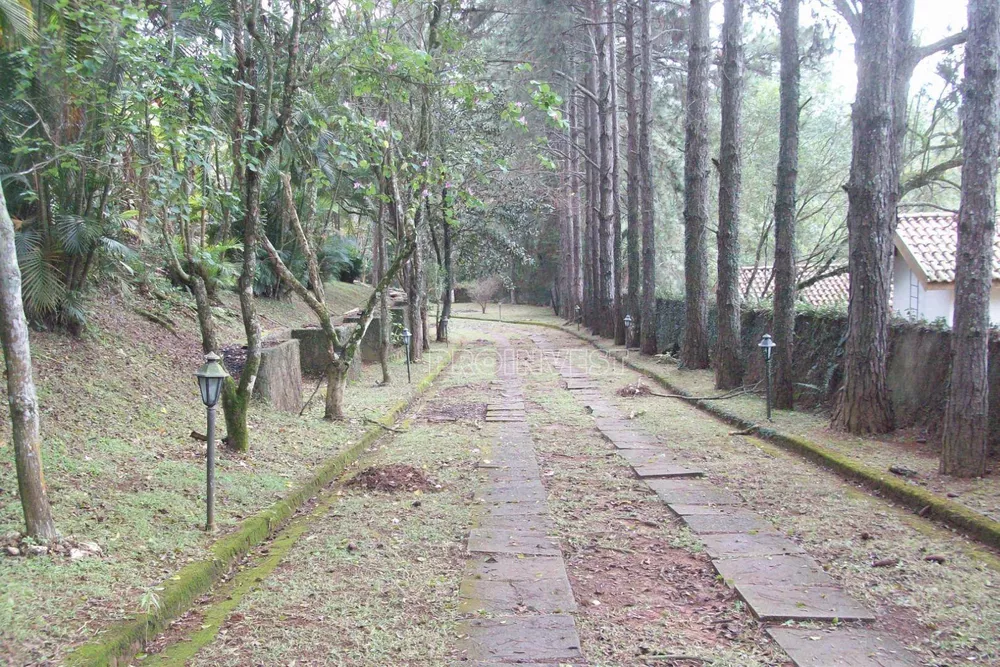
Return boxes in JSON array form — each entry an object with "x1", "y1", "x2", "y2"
[
  {"x1": 528, "y1": 332, "x2": 920, "y2": 666},
  {"x1": 455, "y1": 338, "x2": 583, "y2": 665}
]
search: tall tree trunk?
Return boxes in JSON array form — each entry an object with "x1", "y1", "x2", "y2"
[
  {"x1": 714, "y1": 0, "x2": 745, "y2": 389},
  {"x1": 625, "y1": 0, "x2": 641, "y2": 348},
  {"x1": 638, "y1": 0, "x2": 657, "y2": 355},
  {"x1": 772, "y1": 0, "x2": 800, "y2": 410},
  {"x1": 595, "y1": 2, "x2": 615, "y2": 338},
  {"x1": 224, "y1": 0, "x2": 301, "y2": 451},
  {"x1": 586, "y1": 64, "x2": 602, "y2": 330},
  {"x1": 681, "y1": 0, "x2": 711, "y2": 369},
  {"x1": 191, "y1": 274, "x2": 219, "y2": 354},
  {"x1": 569, "y1": 87, "x2": 584, "y2": 315},
  {"x1": 582, "y1": 86, "x2": 595, "y2": 326},
  {"x1": 0, "y1": 185, "x2": 57, "y2": 541},
  {"x1": 833, "y1": 0, "x2": 899, "y2": 434},
  {"x1": 223, "y1": 169, "x2": 264, "y2": 451},
  {"x1": 375, "y1": 199, "x2": 391, "y2": 384},
  {"x1": 407, "y1": 214, "x2": 426, "y2": 361},
  {"x1": 941, "y1": 0, "x2": 999, "y2": 477},
  {"x1": 608, "y1": 0, "x2": 625, "y2": 345},
  {"x1": 438, "y1": 185, "x2": 454, "y2": 341}
]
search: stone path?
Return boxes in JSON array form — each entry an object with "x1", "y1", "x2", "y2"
[
  {"x1": 529, "y1": 332, "x2": 920, "y2": 667},
  {"x1": 455, "y1": 338, "x2": 583, "y2": 665}
]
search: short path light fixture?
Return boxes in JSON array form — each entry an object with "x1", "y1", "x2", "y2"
[
  {"x1": 758, "y1": 333, "x2": 776, "y2": 421},
  {"x1": 441, "y1": 315, "x2": 449, "y2": 345},
  {"x1": 195, "y1": 352, "x2": 228, "y2": 532},
  {"x1": 575, "y1": 304, "x2": 581, "y2": 330},
  {"x1": 402, "y1": 327, "x2": 412, "y2": 383},
  {"x1": 624, "y1": 314, "x2": 634, "y2": 352}
]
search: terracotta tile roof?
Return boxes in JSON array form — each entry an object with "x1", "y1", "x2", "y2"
[
  {"x1": 895, "y1": 212, "x2": 1000, "y2": 284},
  {"x1": 739, "y1": 265, "x2": 849, "y2": 307}
]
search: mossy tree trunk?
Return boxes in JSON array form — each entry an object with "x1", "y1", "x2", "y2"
[{"x1": 225, "y1": 0, "x2": 303, "y2": 452}]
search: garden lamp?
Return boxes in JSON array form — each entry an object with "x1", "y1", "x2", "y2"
[
  {"x1": 758, "y1": 334, "x2": 776, "y2": 421},
  {"x1": 195, "y1": 352, "x2": 228, "y2": 532},
  {"x1": 624, "y1": 314, "x2": 633, "y2": 354}
]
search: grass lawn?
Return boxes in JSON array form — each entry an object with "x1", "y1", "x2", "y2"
[{"x1": 0, "y1": 280, "x2": 427, "y2": 665}]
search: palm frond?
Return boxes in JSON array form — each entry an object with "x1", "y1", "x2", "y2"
[
  {"x1": 0, "y1": 0, "x2": 36, "y2": 46},
  {"x1": 18, "y1": 244, "x2": 65, "y2": 315},
  {"x1": 54, "y1": 214, "x2": 100, "y2": 254}
]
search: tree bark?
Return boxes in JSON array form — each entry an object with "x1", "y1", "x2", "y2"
[
  {"x1": 681, "y1": 0, "x2": 711, "y2": 369},
  {"x1": 224, "y1": 0, "x2": 302, "y2": 451},
  {"x1": 941, "y1": 0, "x2": 999, "y2": 477},
  {"x1": 625, "y1": 0, "x2": 641, "y2": 348},
  {"x1": 437, "y1": 185, "x2": 453, "y2": 341},
  {"x1": 586, "y1": 64, "x2": 602, "y2": 329},
  {"x1": 715, "y1": 0, "x2": 745, "y2": 390},
  {"x1": 609, "y1": 0, "x2": 625, "y2": 345},
  {"x1": 0, "y1": 184, "x2": 57, "y2": 541},
  {"x1": 595, "y1": 0, "x2": 615, "y2": 338},
  {"x1": 638, "y1": 0, "x2": 657, "y2": 355},
  {"x1": 773, "y1": 0, "x2": 800, "y2": 410},
  {"x1": 569, "y1": 86, "x2": 584, "y2": 315},
  {"x1": 374, "y1": 195, "x2": 392, "y2": 383},
  {"x1": 407, "y1": 209, "x2": 426, "y2": 361},
  {"x1": 833, "y1": 0, "x2": 899, "y2": 434}
]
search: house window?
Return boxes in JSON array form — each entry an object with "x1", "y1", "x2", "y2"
[{"x1": 908, "y1": 270, "x2": 919, "y2": 320}]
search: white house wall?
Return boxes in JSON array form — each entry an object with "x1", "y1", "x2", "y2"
[{"x1": 893, "y1": 249, "x2": 1000, "y2": 326}]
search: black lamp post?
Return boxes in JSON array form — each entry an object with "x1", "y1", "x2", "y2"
[
  {"x1": 624, "y1": 314, "x2": 633, "y2": 352},
  {"x1": 402, "y1": 327, "x2": 412, "y2": 383},
  {"x1": 195, "y1": 352, "x2": 228, "y2": 532},
  {"x1": 575, "y1": 304, "x2": 581, "y2": 330},
  {"x1": 758, "y1": 333, "x2": 776, "y2": 421},
  {"x1": 441, "y1": 315, "x2": 449, "y2": 345}
]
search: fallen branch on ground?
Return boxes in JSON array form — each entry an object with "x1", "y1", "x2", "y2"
[
  {"x1": 646, "y1": 656, "x2": 706, "y2": 663},
  {"x1": 651, "y1": 381, "x2": 762, "y2": 402},
  {"x1": 298, "y1": 369, "x2": 330, "y2": 417},
  {"x1": 363, "y1": 417, "x2": 406, "y2": 433}
]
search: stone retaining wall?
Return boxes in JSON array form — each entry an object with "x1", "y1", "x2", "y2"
[{"x1": 655, "y1": 297, "x2": 1000, "y2": 446}]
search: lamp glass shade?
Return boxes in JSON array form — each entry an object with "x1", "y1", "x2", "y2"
[
  {"x1": 402, "y1": 328, "x2": 412, "y2": 345},
  {"x1": 624, "y1": 314, "x2": 633, "y2": 328},
  {"x1": 758, "y1": 334, "x2": 776, "y2": 359},
  {"x1": 195, "y1": 352, "x2": 229, "y2": 407}
]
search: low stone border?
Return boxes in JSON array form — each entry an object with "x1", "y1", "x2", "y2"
[
  {"x1": 451, "y1": 315, "x2": 1000, "y2": 553},
  {"x1": 65, "y1": 348, "x2": 459, "y2": 667}
]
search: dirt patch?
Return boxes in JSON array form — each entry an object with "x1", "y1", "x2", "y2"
[
  {"x1": 566, "y1": 532, "x2": 768, "y2": 659},
  {"x1": 617, "y1": 381, "x2": 656, "y2": 398},
  {"x1": 348, "y1": 464, "x2": 440, "y2": 493},
  {"x1": 221, "y1": 343, "x2": 248, "y2": 380},
  {"x1": 421, "y1": 400, "x2": 486, "y2": 422}
]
